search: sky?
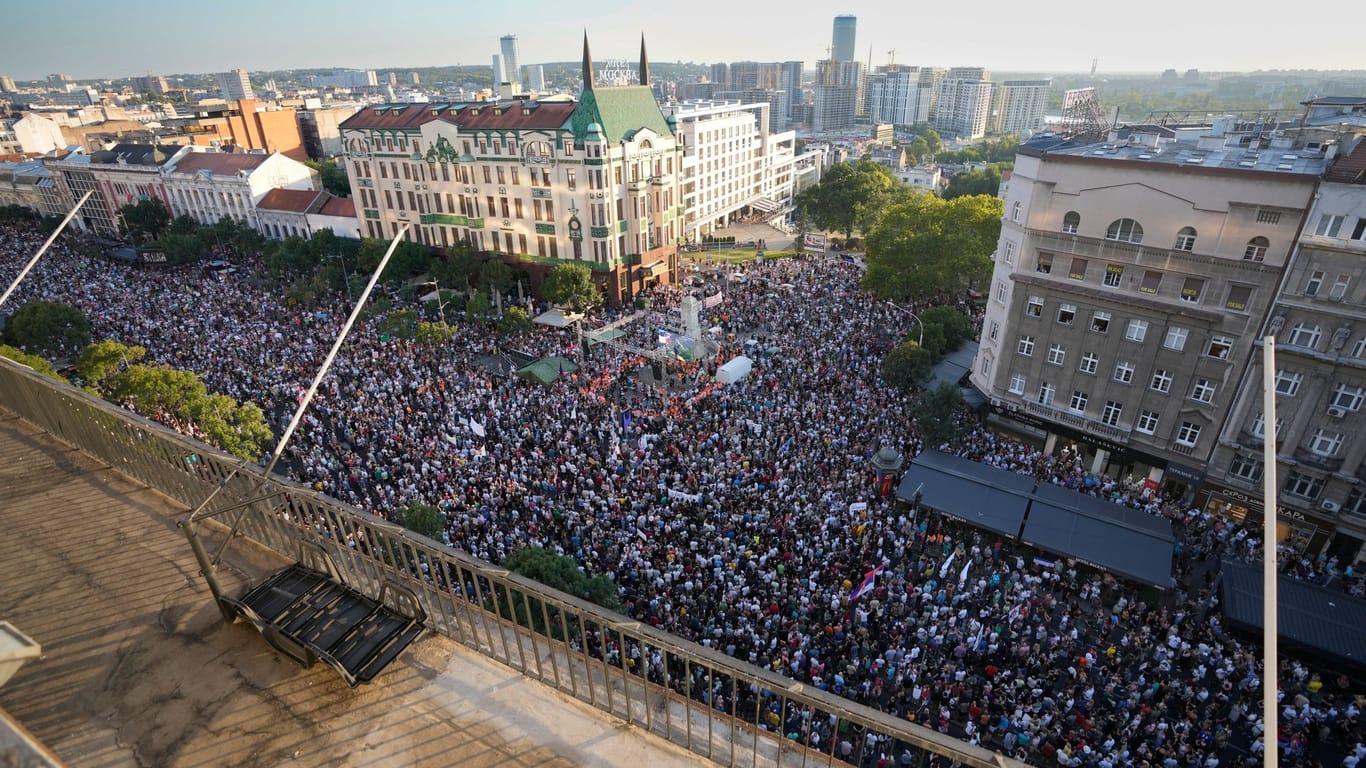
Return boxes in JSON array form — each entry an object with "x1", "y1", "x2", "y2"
[{"x1": 4, "y1": 0, "x2": 1364, "y2": 82}]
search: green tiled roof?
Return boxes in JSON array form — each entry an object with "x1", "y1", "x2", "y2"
[{"x1": 570, "y1": 86, "x2": 673, "y2": 143}]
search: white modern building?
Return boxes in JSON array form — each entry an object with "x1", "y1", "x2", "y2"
[
  {"x1": 664, "y1": 99, "x2": 798, "y2": 239},
  {"x1": 866, "y1": 66, "x2": 939, "y2": 127},
  {"x1": 500, "y1": 35, "x2": 522, "y2": 91},
  {"x1": 893, "y1": 163, "x2": 942, "y2": 194},
  {"x1": 217, "y1": 69, "x2": 255, "y2": 101},
  {"x1": 934, "y1": 72, "x2": 994, "y2": 141},
  {"x1": 991, "y1": 80, "x2": 1051, "y2": 136}
]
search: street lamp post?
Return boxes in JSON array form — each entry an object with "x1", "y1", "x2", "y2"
[
  {"x1": 885, "y1": 300, "x2": 924, "y2": 347},
  {"x1": 333, "y1": 252, "x2": 353, "y2": 301},
  {"x1": 422, "y1": 280, "x2": 451, "y2": 336}
]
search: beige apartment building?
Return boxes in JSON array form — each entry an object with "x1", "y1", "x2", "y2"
[{"x1": 971, "y1": 124, "x2": 1326, "y2": 503}]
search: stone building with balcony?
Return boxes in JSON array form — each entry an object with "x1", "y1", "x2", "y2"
[
  {"x1": 1205, "y1": 136, "x2": 1366, "y2": 562},
  {"x1": 338, "y1": 35, "x2": 682, "y2": 305},
  {"x1": 970, "y1": 123, "x2": 1326, "y2": 500}
]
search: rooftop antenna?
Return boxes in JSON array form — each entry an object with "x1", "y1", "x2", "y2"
[{"x1": 888, "y1": 49, "x2": 896, "y2": 67}]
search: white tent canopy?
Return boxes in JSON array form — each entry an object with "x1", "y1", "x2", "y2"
[
  {"x1": 533, "y1": 308, "x2": 583, "y2": 328},
  {"x1": 715, "y1": 355, "x2": 753, "y2": 385}
]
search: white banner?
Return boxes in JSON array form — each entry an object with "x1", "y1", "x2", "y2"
[{"x1": 667, "y1": 488, "x2": 702, "y2": 503}]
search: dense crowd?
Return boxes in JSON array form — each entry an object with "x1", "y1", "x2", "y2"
[{"x1": 2, "y1": 220, "x2": 1361, "y2": 768}]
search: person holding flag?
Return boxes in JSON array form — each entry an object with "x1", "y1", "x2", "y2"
[{"x1": 849, "y1": 564, "x2": 885, "y2": 601}]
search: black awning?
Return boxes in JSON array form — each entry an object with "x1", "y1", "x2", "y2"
[
  {"x1": 896, "y1": 450, "x2": 1034, "y2": 538},
  {"x1": 1021, "y1": 500, "x2": 1174, "y2": 589},
  {"x1": 1030, "y1": 483, "x2": 1174, "y2": 540},
  {"x1": 1220, "y1": 558, "x2": 1366, "y2": 675}
]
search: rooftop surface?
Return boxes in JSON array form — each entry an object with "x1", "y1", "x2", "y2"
[
  {"x1": 0, "y1": 411, "x2": 706, "y2": 768},
  {"x1": 1044, "y1": 138, "x2": 1329, "y2": 175}
]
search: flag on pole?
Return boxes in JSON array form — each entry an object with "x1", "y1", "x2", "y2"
[{"x1": 850, "y1": 565, "x2": 885, "y2": 601}]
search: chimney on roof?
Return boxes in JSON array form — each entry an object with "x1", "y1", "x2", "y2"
[
  {"x1": 639, "y1": 35, "x2": 650, "y2": 87},
  {"x1": 582, "y1": 32, "x2": 595, "y2": 92}
]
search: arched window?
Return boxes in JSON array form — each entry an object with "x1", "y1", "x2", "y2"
[
  {"x1": 1287, "y1": 323, "x2": 1321, "y2": 349},
  {"x1": 1174, "y1": 226, "x2": 1197, "y2": 251},
  {"x1": 525, "y1": 141, "x2": 552, "y2": 163},
  {"x1": 1244, "y1": 236, "x2": 1269, "y2": 261},
  {"x1": 1105, "y1": 218, "x2": 1143, "y2": 243},
  {"x1": 1062, "y1": 211, "x2": 1080, "y2": 234},
  {"x1": 639, "y1": 138, "x2": 653, "y2": 150}
]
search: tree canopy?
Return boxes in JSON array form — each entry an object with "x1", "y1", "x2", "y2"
[
  {"x1": 0, "y1": 344, "x2": 61, "y2": 379},
  {"x1": 908, "y1": 383, "x2": 964, "y2": 446},
  {"x1": 75, "y1": 339, "x2": 147, "y2": 388},
  {"x1": 943, "y1": 166, "x2": 1004, "y2": 200},
  {"x1": 118, "y1": 198, "x2": 172, "y2": 242},
  {"x1": 1, "y1": 301, "x2": 91, "y2": 359},
  {"x1": 863, "y1": 193, "x2": 1003, "y2": 303},
  {"x1": 94, "y1": 358, "x2": 272, "y2": 460},
  {"x1": 541, "y1": 263, "x2": 603, "y2": 313},
  {"x1": 795, "y1": 158, "x2": 905, "y2": 241},
  {"x1": 304, "y1": 159, "x2": 351, "y2": 198},
  {"x1": 396, "y1": 503, "x2": 445, "y2": 540},
  {"x1": 504, "y1": 547, "x2": 621, "y2": 611}
]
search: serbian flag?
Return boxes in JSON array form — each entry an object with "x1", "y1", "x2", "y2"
[{"x1": 850, "y1": 565, "x2": 885, "y2": 601}]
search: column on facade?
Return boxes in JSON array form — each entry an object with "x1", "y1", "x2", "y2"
[{"x1": 1277, "y1": 370, "x2": 1330, "y2": 461}]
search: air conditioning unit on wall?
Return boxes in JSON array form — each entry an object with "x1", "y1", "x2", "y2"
[
  {"x1": 1321, "y1": 500, "x2": 1340, "y2": 513},
  {"x1": 1328, "y1": 406, "x2": 1346, "y2": 418}
]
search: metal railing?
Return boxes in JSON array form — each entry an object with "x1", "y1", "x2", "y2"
[{"x1": 0, "y1": 357, "x2": 1025, "y2": 768}]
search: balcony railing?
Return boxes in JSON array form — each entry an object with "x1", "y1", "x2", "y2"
[
  {"x1": 1293, "y1": 445, "x2": 1345, "y2": 473},
  {"x1": 1019, "y1": 399, "x2": 1130, "y2": 442},
  {"x1": 0, "y1": 358, "x2": 1026, "y2": 768}
]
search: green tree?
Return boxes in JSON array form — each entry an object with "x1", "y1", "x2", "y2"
[
  {"x1": 541, "y1": 263, "x2": 603, "y2": 313},
  {"x1": 75, "y1": 340, "x2": 147, "y2": 390},
  {"x1": 1, "y1": 301, "x2": 91, "y2": 359},
  {"x1": 157, "y1": 232, "x2": 204, "y2": 265},
  {"x1": 0, "y1": 344, "x2": 61, "y2": 379},
  {"x1": 864, "y1": 193, "x2": 1003, "y2": 303},
  {"x1": 881, "y1": 341, "x2": 934, "y2": 391},
  {"x1": 909, "y1": 383, "x2": 963, "y2": 446},
  {"x1": 504, "y1": 547, "x2": 622, "y2": 611},
  {"x1": 919, "y1": 306, "x2": 974, "y2": 352},
  {"x1": 265, "y1": 234, "x2": 314, "y2": 274},
  {"x1": 377, "y1": 309, "x2": 418, "y2": 339},
  {"x1": 168, "y1": 214, "x2": 201, "y2": 236},
  {"x1": 943, "y1": 167, "x2": 1002, "y2": 200},
  {"x1": 429, "y1": 241, "x2": 479, "y2": 290},
  {"x1": 304, "y1": 159, "x2": 351, "y2": 197},
  {"x1": 396, "y1": 502, "x2": 445, "y2": 540},
  {"x1": 106, "y1": 364, "x2": 207, "y2": 421},
  {"x1": 415, "y1": 320, "x2": 456, "y2": 344},
  {"x1": 905, "y1": 137, "x2": 931, "y2": 164},
  {"x1": 117, "y1": 198, "x2": 172, "y2": 242},
  {"x1": 919, "y1": 128, "x2": 942, "y2": 155},
  {"x1": 497, "y1": 305, "x2": 531, "y2": 335},
  {"x1": 186, "y1": 393, "x2": 273, "y2": 461},
  {"x1": 795, "y1": 158, "x2": 903, "y2": 242},
  {"x1": 466, "y1": 291, "x2": 492, "y2": 319},
  {"x1": 478, "y1": 258, "x2": 514, "y2": 295}
]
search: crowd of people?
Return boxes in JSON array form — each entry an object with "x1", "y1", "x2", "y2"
[{"x1": 1, "y1": 219, "x2": 1361, "y2": 768}]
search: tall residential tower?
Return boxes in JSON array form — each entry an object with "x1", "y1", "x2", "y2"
[{"x1": 831, "y1": 16, "x2": 856, "y2": 62}]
